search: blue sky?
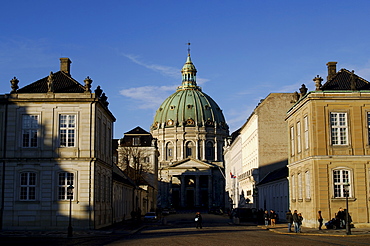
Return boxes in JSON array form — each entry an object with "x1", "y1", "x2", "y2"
[{"x1": 1, "y1": 0, "x2": 370, "y2": 138}]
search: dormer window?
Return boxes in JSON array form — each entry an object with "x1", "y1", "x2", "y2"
[
  {"x1": 170, "y1": 106, "x2": 175, "y2": 110},
  {"x1": 133, "y1": 137, "x2": 140, "y2": 146}
]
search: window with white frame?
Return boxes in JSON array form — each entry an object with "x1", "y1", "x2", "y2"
[
  {"x1": 58, "y1": 172, "x2": 74, "y2": 200},
  {"x1": 59, "y1": 115, "x2": 76, "y2": 147},
  {"x1": 330, "y1": 112, "x2": 348, "y2": 145},
  {"x1": 305, "y1": 171, "x2": 311, "y2": 199},
  {"x1": 304, "y1": 116, "x2": 309, "y2": 149},
  {"x1": 291, "y1": 175, "x2": 296, "y2": 200},
  {"x1": 20, "y1": 172, "x2": 36, "y2": 200},
  {"x1": 290, "y1": 126, "x2": 295, "y2": 155},
  {"x1": 298, "y1": 173, "x2": 302, "y2": 200},
  {"x1": 333, "y1": 169, "x2": 351, "y2": 198},
  {"x1": 297, "y1": 122, "x2": 301, "y2": 153},
  {"x1": 22, "y1": 115, "x2": 38, "y2": 148}
]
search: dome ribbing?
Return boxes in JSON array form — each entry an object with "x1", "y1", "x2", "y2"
[{"x1": 151, "y1": 54, "x2": 228, "y2": 130}]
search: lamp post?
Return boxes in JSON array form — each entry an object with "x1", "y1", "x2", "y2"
[
  {"x1": 343, "y1": 183, "x2": 351, "y2": 235},
  {"x1": 67, "y1": 184, "x2": 74, "y2": 237}
]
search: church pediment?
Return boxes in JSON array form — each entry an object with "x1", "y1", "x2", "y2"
[{"x1": 168, "y1": 158, "x2": 216, "y2": 170}]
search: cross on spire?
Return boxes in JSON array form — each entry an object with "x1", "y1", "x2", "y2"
[{"x1": 187, "y1": 42, "x2": 191, "y2": 56}]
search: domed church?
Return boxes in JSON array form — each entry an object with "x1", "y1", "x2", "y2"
[{"x1": 151, "y1": 49, "x2": 229, "y2": 209}]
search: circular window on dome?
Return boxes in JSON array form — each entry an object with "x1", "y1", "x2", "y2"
[
  {"x1": 166, "y1": 119, "x2": 174, "y2": 126},
  {"x1": 186, "y1": 118, "x2": 195, "y2": 126},
  {"x1": 206, "y1": 120, "x2": 214, "y2": 126}
]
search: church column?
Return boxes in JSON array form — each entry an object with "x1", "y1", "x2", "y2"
[
  {"x1": 214, "y1": 138, "x2": 218, "y2": 161},
  {"x1": 161, "y1": 140, "x2": 165, "y2": 162},
  {"x1": 181, "y1": 139, "x2": 184, "y2": 159},
  {"x1": 202, "y1": 139, "x2": 206, "y2": 161},
  {"x1": 181, "y1": 176, "x2": 186, "y2": 208},
  {"x1": 169, "y1": 176, "x2": 173, "y2": 208},
  {"x1": 208, "y1": 175, "x2": 213, "y2": 208},
  {"x1": 195, "y1": 140, "x2": 199, "y2": 159},
  {"x1": 174, "y1": 139, "x2": 178, "y2": 161},
  {"x1": 195, "y1": 175, "x2": 200, "y2": 207}
]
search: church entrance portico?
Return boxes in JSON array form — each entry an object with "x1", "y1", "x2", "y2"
[{"x1": 160, "y1": 158, "x2": 223, "y2": 209}]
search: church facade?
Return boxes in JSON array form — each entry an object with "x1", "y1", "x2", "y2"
[{"x1": 151, "y1": 52, "x2": 229, "y2": 209}]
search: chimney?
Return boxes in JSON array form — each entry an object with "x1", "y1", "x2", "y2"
[
  {"x1": 60, "y1": 58, "x2": 72, "y2": 76},
  {"x1": 326, "y1": 61, "x2": 337, "y2": 81}
]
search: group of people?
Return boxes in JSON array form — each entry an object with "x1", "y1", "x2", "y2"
[
  {"x1": 263, "y1": 210, "x2": 278, "y2": 227},
  {"x1": 286, "y1": 210, "x2": 304, "y2": 233}
]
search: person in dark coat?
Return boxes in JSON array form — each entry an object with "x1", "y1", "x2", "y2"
[
  {"x1": 269, "y1": 210, "x2": 277, "y2": 227},
  {"x1": 336, "y1": 207, "x2": 345, "y2": 228},
  {"x1": 318, "y1": 210, "x2": 323, "y2": 230},
  {"x1": 263, "y1": 210, "x2": 269, "y2": 227},
  {"x1": 297, "y1": 213, "x2": 303, "y2": 232},
  {"x1": 292, "y1": 210, "x2": 300, "y2": 233},
  {"x1": 286, "y1": 210, "x2": 294, "y2": 232},
  {"x1": 195, "y1": 212, "x2": 203, "y2": 229}
]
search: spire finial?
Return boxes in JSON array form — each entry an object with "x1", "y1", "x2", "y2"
[{"x1": 187, "y1": 42, "x2": 191, "y2": 56}]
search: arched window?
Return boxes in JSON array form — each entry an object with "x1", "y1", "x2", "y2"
[
  {"x1": 185, "y1": 141, "x2": 194, "y2": 158},
  {"x1": 206, "y1": 141, "x2": 214, "y2": 160},
  {"x1": 166, "y1": 142, "x2": 173, "y2": 160}
]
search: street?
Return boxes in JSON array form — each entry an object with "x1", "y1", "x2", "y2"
[{"x1": 1, "y1": 212, "x2": 370, "y2": 246}]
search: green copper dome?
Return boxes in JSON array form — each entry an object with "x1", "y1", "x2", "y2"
[{"x1": 152, "y1": 54, "x2": 228, "y2": 130}]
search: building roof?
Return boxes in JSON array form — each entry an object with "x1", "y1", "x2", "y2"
[
  {"x1": 152, "y1": 54, "x2": 228, "y2": 130},
  {"x1": 17, "y1": 71, "x2": 86, "y2": 93},
  {"x1": 321, "y1": 68, "x2": 370, "y2": 91},
  {"x1": 257, "y1": 166, "x2": 288, "y2": 186},
  {"x1": 124, "y1": 126, "x2": 151, "y2": 135}
]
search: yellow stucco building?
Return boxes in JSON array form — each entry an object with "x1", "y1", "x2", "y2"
[{"x1": 286, "y1": 62, "x2": 370, "y2": 228}]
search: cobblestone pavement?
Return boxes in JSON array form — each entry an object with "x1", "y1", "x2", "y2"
[
  {"x1": 1, "y1": 214, "x2": 370, "y2": 238},
  {"x1": 257, "y1": 223, "x2": 370, "y2": 237}
]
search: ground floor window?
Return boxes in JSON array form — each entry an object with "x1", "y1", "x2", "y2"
[{"x1": 333, "y1": 169, "x2": 351, "y2": 198}]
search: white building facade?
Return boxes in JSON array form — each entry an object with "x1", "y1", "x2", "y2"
[{"x1": 0, "y1": 58, "x2": 116, "y2": 230}]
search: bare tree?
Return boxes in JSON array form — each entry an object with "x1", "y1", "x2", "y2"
[{"x1": 117, "y1": 146, "x2": 150, "y2": 184}]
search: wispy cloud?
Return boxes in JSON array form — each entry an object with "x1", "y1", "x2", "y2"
[
  {"x1": 119, "y1": 85, "x2": 177, "y2": 109},
  {"x1": 122, "y1": 53, "x2": 179, "y2": 78},
  {"x1": 119, "y1": 53, "x2": 211, "y2": 109},
  {"x1": 122, "y1": 53, "x2": 209, "y2": 84}
]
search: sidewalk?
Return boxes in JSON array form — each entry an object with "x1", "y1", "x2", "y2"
[
  {"x1": 0, "y1": 221, "x2": 146, "y2": 238},
  {"x1": 259, "y1": 223, "x2": 370, "y2": 237}
]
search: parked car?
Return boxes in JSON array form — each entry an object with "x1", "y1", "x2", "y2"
[{"x1": 144, "y1": 212, "x2": 158, "y2": 222}]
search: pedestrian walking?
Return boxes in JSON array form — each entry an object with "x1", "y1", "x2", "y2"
[
  {"x1": 318, "y1": 210, "x2": 323, "y2": 230},
  {"x1": 336, "y1": 207, "x2": 345, "y2": 228},
  {"x1": 269, "y1": 210, "x2": 277, "y2": 227},
  {"x1": 264, "y1": 210, "x2": 269, "y2": 227},
  {"x1": 298, "y1": 213, "x2": 303, "y2": 232},
  {"x1": 195, "y1": 212, "x2": 203, "y2": 229},
  {"x1": 292, "y1": 210, "x2": 299, "y2": 233},
  {"x1": 286, "y1": 210, "x2": 293, "y2": 232}
]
